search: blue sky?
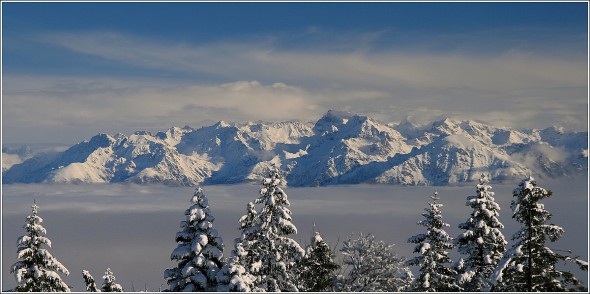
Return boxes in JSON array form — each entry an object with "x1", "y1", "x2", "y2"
[{"x1": 2, "y1": 2, "x2": 588, "y2": 145}]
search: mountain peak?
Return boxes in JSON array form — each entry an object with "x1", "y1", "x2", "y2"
[
  {"x1": 314, "y1": 110, "x2": 356, "y2": 133},
  {"x1": 88, "y1": 133, "x2": 116, "y2": 147},
  {"x1": 429, "y1": 116, "x2": 464, "y2": 134},
  {"x1": 3, "y1": 111, "x2": 587, "y2": 186},
  {"x1": 432, "y1": 116, "x2": 458, "y2": 127},
  {"x1": 323, "y1": 109, "x2": 354, "y2": 120},
  {"x1": 214, "y1": 120, "x2": 231, "y2": 129}
]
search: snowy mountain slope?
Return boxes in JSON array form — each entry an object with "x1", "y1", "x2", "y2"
[
  {"x1": 374, "y1": 133, "x2": 528, "y2": 185},
  {"x1": 286, "y1": 111, "x2": 412, "y2": 186},
  {"x1": 173, "y1": 121, "x2": 264, "y2": 184},
  {"x1": 4, "y1": 133, "x2": 217, "y2": 185},
  {"x1": 2, "y1": 154, "x2": 23, "y2": 172},
  {"x1": 2, "y1": 146, "x2": 34, "y2": 173},
  {"x1": 3, "y1": 111, "x2": 587, "y2": 186}
]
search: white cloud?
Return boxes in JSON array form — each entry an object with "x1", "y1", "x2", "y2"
[
  {"x1": 41, "y1": 31, "x2": 586, "y2": 90},
  {"x1": 3, "y1": 72, "x2": 413, "y2": 144},
  {"x1": 2, "y1": 31, "x2": 587, "y2": 144}
]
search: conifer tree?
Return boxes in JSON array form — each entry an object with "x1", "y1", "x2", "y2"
[
  {"x1": 336, "y1": 233, "x2": 413, "y2": 292},
  {"x1": 165, "y1": 187, "x2": 224, "y2": 291},
  {"x1": 456, "y1": 174, "x2": 507, "y2": 291},
  {"x1": 453, "y1": 257, "x2": 469, "y2": 287},
  {"x1": 100, "y1": 268, "x2": 123, "y2": 292},
  {"x1": 216, "y1": 243, "x2": 255, "y2": 292},
  {"x1": 82, "y1": 270, "x2": 99, "y2": 292},
  {"x1": 243, "y1": 166, "x2": 305, "y2": 291},
  {"x1": 216, "y1": 202, "x2": 258, "y2": 292},
  {"x1": 494, "y1": 176, "x2": 588, "y2": 291},
  {"x1": 11, "y1": 201, "x2": 70, "y2": 292},
  {"x1": 298, "y1": 231, "x2": 340, "y2": 292},
  {"x1": 407, "y1": 191, "x2": 461, "y2": 292}
]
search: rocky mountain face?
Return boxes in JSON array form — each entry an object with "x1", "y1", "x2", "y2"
[{"x1": 3, "y1": 111, "x2": 587, "y2": 186}]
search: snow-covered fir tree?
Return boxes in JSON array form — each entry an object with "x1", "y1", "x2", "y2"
[
  {"x1": 335, "y1": 233, "x2": 413, "y2": 292},
  {"x1": 456, "y1": 174, "x2": 507, "y2": 291},
  {"x1": 241, "y1": 166, "x2": 305, "y2": 291},
  {"x1": 407, "y1": 191, "x2": 462, "y2": 292},
  {"x1": 11, "y1": 201, "x2": 70, "y2": 292},
  {"x1": 235, "y1": 201, "x2": 262, "y2": 281},
  {"x1": 164, "y1": 187, "x2": 224, "y2": 291},
  {"x1": 216, "y1": 243, "x2": 254, "y2": 292},
  {"x1": 493, "y1": 176, "x2": 588, "y2": 292},
  {"x1": 298, "y1": 231, "x2": 340, "y2": 292},
  {"x1": 216, "y1": 202, "x2": 258, "y2": 292},
  {"x1": 100, "y1": 268, "x2": 123, "y2": 292},
  {"x1": 453, "y1": 257, "x2": 468, "y2": 286},
  {"x1": 82, "y1": 270, "x2": 99, "y2": 292}
]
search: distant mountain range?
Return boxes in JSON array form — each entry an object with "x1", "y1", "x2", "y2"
[{"x1": 3, "y1": 111, "x2": 587, "y2": 186}]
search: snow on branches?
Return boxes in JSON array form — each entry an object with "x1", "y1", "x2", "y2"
[
  {"x1": 336, "y1": 233, "x2": 413, "y2": 292},
  {"x1": 456, "y1": 174, "x2": 507, "y2": 291},
  {"x1": 297, "y1": 230, "x2": 341, "y2": 291},
  {"x1": 11, "y1": 202, "x2": 70, "y2": 292},
  {"x1": 165, "y1": 187, "x2": 224, "y2": 292},
  {"x1": 494, "y1": 176, "x2": 588, "y2": 292},
  {"x1": 101, "y1": 268, "x2": 123, "y2": 292},
  {"x1": 82, "y1": 270, "x2": 100, "y2": 292},
  {"x1": 222, "y1": 166, "x2": 304, "y2": 292},
  {"x1": 407, "y1": 191, "x2": 462, "y2": 292}
]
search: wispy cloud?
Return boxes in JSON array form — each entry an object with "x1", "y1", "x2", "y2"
[
  {"x1": 3, "y1": 31, "x2": 587, "y2": 144},
  {"x1": 41, "y1": 31, "x2": 586, "y2": 90}
]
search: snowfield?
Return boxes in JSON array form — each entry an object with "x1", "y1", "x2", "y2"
[{"x1": 1, "y1": 177, "x2": 587, "y2": 291}]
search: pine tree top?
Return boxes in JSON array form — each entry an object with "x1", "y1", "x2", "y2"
[
  {"x1": 261, "y1": 165, "x2": 286, "y2": 187},
  {"x1": 166, "y1": 187, "x2": 224, "y2": 292},
  {"x1": 511, "y1": 175, "x2": 553, "y2": 220},
  {"x1": 191, "y1": 187, "x2": 209, "y2": 207},
  {"x1": 476, "y1": 174, "x2": 494, "y2": 194},
  {"x1": 456, "y1": 174, "x2": 507, "y2": 292},
  {"x1": 102, "y1": 268, "x2": 123, "y2": 292},
  {"x1": 518, "y1": 175, "x2": 536, "y2": 190},
  {"x1": 12, "y1": 201, "x2": 70, "y2": 292},
  {"x1": 431, "y1": 190, "x2": 439, "y2": 202},
  {"x1": 493, "y1": 177, "x2": 588, "y2": 292},
  {"x1": 478, "y1": 173, "x2": 490, "y2": 185},
  {"x1": 312, "y1": 231, "x2": 324, "y2": 244}
]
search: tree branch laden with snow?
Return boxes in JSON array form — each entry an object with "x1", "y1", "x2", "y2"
[
  {"x1": 406, "y1": 191, "x2": 462, "y2": 292},
  {"x1": 493, "y1": 176, "x2": 588, "y2": 292},
  {"x1": 11, "y1": 202, "x2": 70, "y2": 292},
  {"x1": 165, "y1": 187, "x2": 224, "y2": 292},
  {"x1": 456, "y1": 174, "x2": 507, "y2": 291}
]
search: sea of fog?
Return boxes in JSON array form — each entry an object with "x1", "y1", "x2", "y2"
[{"x1": 2, "y1": 177, "x2": 588, "y2": 291}]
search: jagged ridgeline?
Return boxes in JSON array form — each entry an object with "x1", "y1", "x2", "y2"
[{"x1": 3, "y1": 111, "x2": 587, "y2": 186}]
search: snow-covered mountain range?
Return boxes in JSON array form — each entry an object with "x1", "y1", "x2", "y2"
[{"x1": 3, "y1": 111, "x2": 587, "y2": 186}]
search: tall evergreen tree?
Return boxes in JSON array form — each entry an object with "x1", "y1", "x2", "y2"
[
  {"x1": 241, "y1": 166, "x2": 305, "y2": 291},
  {"x1": 298, "y1": 231, "x2": 340, "y2": 292},
  {"x1": 216, "y1": 242, "x2": 255, "y2": 292},
  {"x1": 11, "y1": 201, "x2": 70, "y2": 292},
  {"x1": 216, "y1": 202, "x2": 259, "y2": 292},
  {"x1": 82, "y1": 270, "x2": 99, "y2": 292},
  {"x1": 407, "y1": 191, "x2": 462, "y2": 292},
  {"x1": 100, "y1": 268, "x2": 123, "y2": 292},
  {"x1": 494, "y1": 176, "x2": 588, "y2": 291},
  {"x1": 336, "y1": 233, "x2": 413, "y2": 292},
  {"x1": 165, "y1": 187, "x2": 224, "y2": 291},
  {"x1": 456, "y1": 174, "x2": 507, "y2": 291}
]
